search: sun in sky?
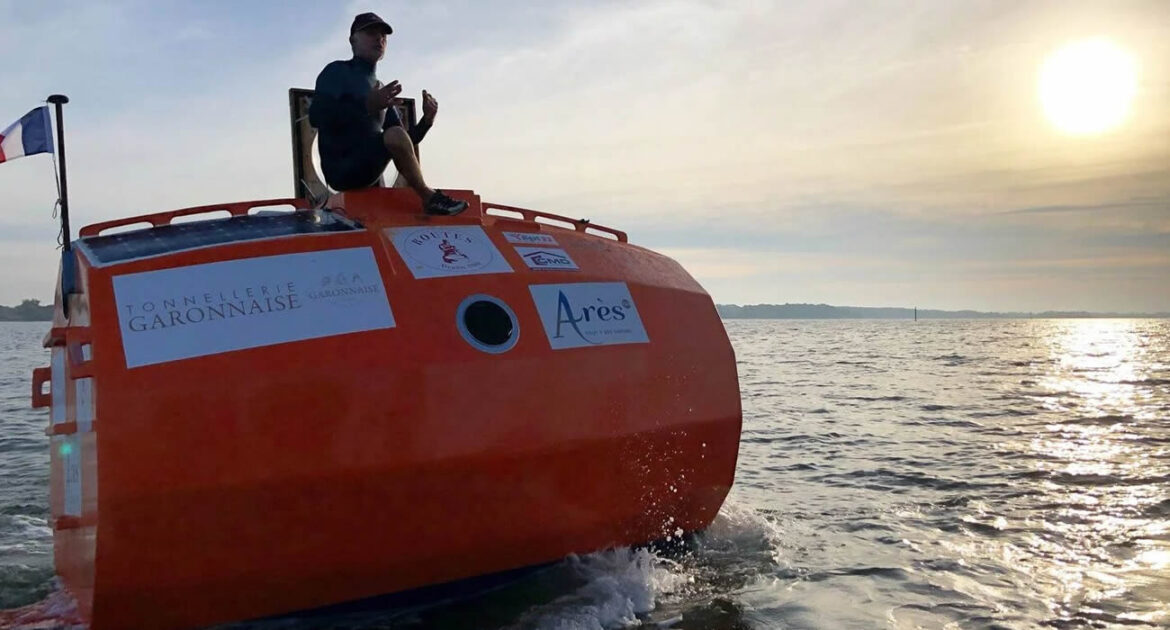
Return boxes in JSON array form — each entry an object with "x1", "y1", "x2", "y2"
[{"x1": 1038, "y1": 38, "x2": 1139, "y2": 136}]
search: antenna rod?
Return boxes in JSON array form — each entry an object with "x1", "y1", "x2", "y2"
[{"x1": 46, "y1": 94, "x2": 70, "y2": 250}]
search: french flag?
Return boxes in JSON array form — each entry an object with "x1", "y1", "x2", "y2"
[{"x1": 0, "y1": 107, "x2": 54, "y2": 165}]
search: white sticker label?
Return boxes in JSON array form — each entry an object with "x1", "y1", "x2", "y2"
[
  {"x1": 504, "y1": 231, "x2": 558, "y2": 246},
  {"x1": 388, "y1": 226, "x2": 513, "y2": 279},
  {"x1": 516, "y1": 247, "x2": 579, "y2": 271},
  {"x1": 114, "y1": 248, "x2": 395, "y2": 368},
  {"x1": 60, "y1": 436, "x2": 82, "y2": 517},
  {"x1": 529, "y1": 282, "x2": 649, "y2": 349},
  {"x1": 50, "y1": 347, "x2": 65, "y2": 425},
  {"x1": 75, "y1": 378, "x2": 94, "y2": 433}
]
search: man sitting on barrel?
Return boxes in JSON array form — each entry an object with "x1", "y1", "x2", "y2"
[{"x1": 310, "y1": 12, "x2": 468, "y2": 216}]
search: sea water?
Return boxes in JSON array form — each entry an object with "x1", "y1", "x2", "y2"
[{"x1": 1, "y1": 319, "x2": 1167, "y2": 629}]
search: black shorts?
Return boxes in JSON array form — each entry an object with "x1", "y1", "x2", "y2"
[{"x1": 325, "y1": 132, "x2": 392, "y2": 191}]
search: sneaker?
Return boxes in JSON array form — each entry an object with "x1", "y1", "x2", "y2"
[{"x1": 424, "y1": 190, "x2": 469, "y2": 216}]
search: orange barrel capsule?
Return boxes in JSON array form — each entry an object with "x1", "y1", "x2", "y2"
[{"x1": 32, "y1": 188, "x2": 742, "y2": 629}]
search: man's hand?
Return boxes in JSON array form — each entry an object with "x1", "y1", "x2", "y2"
[
  {"x1": 366, "y1": 80, "x2": 403, "y2": 114},
  {"x1": 422, "y1": 89, "x2": 438, "y2": 122}
]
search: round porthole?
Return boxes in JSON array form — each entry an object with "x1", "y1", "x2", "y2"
[{"x1": 456, "y1": 294, "x2": 519, "y2": 354}]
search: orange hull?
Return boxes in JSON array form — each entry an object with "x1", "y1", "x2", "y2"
[{"x1": 32, "y1": 189, "x2": 741, "y2": 629}]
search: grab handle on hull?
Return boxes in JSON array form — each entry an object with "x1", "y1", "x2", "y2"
[
  {"x1": 54, "y1": 516, "x2": 82, "y2": 531},
  {"x1": 32, "y1": 367, "x2": 51, "y2": 409},
  {"x1": 79, "y1": 198, "x2": 311, "y2": 238},
  {"x1": 46, "y1": 422, "x2": 90, "y2": 436},
  {"x1": 483, "y1": 203, "x2": 628, "y2": 243}
]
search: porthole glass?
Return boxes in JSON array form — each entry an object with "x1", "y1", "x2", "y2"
[{"x1": 456, "y1": 294, "x2": 519, "y2": 354}]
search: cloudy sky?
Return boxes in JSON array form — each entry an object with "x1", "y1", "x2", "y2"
[{"x1": 1, "y1": 0, "x2": 1167, "y2": 312}]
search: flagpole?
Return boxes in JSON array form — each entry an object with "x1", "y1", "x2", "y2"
[{"x1": 46, "y1": 94, "x2": 70, "y2": 251}]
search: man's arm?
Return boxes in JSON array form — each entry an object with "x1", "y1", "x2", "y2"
[
  {"x1": 408, "y1": 117, "x2": 433, "y2": 145},
  {"x1": 308, "y1": 62, "x2": 364, "y2": 133},
  {"x1": 383, "y1": 107, "x2": 430, "y2": 145},
  {"x1": 407, "y1": 89, "x2": 439, "y2": 144}
]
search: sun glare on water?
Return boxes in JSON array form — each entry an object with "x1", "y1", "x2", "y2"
[{"x1": 1038, "y1": 38, "x2": 1138, "y2": 136}]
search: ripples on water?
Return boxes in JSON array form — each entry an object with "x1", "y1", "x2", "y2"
[{"x1": 1, "y1": 319, "x2": 1168, "y2": 628}]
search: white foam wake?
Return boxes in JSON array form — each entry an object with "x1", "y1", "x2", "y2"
[{"x1": 507, "y1": 548, "x2": 691, "y2": 630}]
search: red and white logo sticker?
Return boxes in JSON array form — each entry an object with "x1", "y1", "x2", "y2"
[{"x1": 388, "y1": 226, "x2": 513, "y2": 279}]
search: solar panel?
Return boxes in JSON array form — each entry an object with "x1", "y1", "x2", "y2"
[{"x1": 81, "y1": 211, "x2": 360, "y2": 265}]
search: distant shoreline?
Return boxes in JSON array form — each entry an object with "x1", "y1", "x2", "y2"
[
  {"x1": 717, "y1": 303, "x2": 1170, "y2": 320},
  {"x1": 0, "y1": 300, "x2": 53, "y2": 322}
]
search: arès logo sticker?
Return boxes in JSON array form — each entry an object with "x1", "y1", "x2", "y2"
[
  {"x1": 387, "y1": 225, "x2": 513, "y2": 279},
  {"x1": 516, "y1": 247, "x2": 579, "y2": 271},
  {"x1": 528, "y1": 282, "x2": 649, "y2": 349}
]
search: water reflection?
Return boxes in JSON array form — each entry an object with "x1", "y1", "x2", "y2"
[
  {"x1": 1020, "y1": 320, "x2": 1170, "y2": 626},
  {"x1": 714, "y1": 319, "x2": 1170, "y2": 628},
  {"x1": 1038, "y1": 319, "x2": 1149, "y2": 414}
]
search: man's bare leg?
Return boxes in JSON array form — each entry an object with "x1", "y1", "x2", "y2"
[{"x1": 382, "y1": 126, "x2": 433, "y2": 201}]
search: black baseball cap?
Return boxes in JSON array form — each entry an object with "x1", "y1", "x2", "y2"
[{"x1": 350, "y1": 12, "x2": 393, "y2": 36}]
